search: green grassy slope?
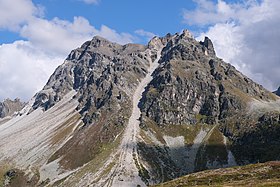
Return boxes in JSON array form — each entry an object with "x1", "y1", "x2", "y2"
[{"x1": 153, "y1": 161, "x2": 280, "y2": 187}]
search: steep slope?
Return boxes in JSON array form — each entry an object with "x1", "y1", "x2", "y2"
[
  {"x1": 0, "y1": 91, "x2": 80, "y2": 187},
  {"x1": 1, "y1": 30, "x2": 280, "y2": 187},
  {"x1": 153, "y1": 161, "x2": 280, "y2": 187},
  {"x1": 76, "y1": 37, "x2": 164, "y2": 187}
]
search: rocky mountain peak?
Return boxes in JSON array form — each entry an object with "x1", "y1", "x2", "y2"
[
  {"x1": 181, "y1": 29, "x2": 194, "y2": 39},
  {"x1": 148, "y1": 36, "x2": 162, "y2": 49},
  {"x1": 200, "y1": 36, "x2": 216, "y2": 56}
]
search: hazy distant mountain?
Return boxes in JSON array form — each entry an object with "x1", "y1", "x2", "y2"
[{"x1": 1, "y1": 30, "x2": 280, "y2": 187}]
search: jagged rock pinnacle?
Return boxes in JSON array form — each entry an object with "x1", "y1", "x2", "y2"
[{"x1": 182, "y1": 29, "x2": 194, "y2": 39}]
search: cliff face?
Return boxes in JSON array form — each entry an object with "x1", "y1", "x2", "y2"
[
  {"x1": 136, "y1": 31, "x2": 280, "y2": 182},
  {"x1": 274, "y1": 87, "x2": 280, "y2": 96},
  {"x1": 1, "y1": 30, "x2": 280, "y2": 187},
  {"x1": 140, "y1": 32, "x2": 273, "y2": 126}
]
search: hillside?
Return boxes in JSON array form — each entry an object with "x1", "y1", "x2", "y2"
[{"x1": 153, "y1": 161, "x2": 280, "y2": 187}]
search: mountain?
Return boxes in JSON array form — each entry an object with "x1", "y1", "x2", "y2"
[
  {"x1": 0, "y1": 98, "x2": 25, "y2": 119},
  {"x1": 274, "y1": 87, "x2": 280, "y2": 96},
  {"x1": 153, "y1": 161, "x2": 280, "y2": 187},
  {"x1": 1, "y1": 30, "x2": 280, "y2": 187}
]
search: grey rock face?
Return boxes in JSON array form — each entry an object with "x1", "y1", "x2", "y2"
[
  {"x1": 139, "y1": 32, "x2": 272, "y2": 126},
  {"x1": 273, "y1": 87, "x2": 280, "y2": 96},
  {"x1": 32, "y1": 35, "x2": 173, "y2": 126},
  {"x1": 0, "y1": 98, "x2": 25, "y2": 118},
  {"x1": 32, "y1": 36, "x2": 151, "y2": 124}
]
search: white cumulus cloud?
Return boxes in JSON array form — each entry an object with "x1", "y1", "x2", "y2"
[
  {"x1": 0, "y1": 0, "x2": 42, "y2": 31},
  {"x1": 0, "y1": 0, "x2": 134, "y2": 101},
  {"x1": 80, "y1": 0, "x2": 99, "y2": 4},
  {"x1": 0, "y1": 41, "x2": 63, "y2": 101},
  {"x1": 135, "y1": 29, "x2": 156, "y2": 42},
  {"x1": 20, "y1": 16, "x2": 97, "y2": 56},
  {"x1": 185, "y1": 0, "x2": 280, "y2": 91}
]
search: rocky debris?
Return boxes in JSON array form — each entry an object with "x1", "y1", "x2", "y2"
[
  {"x1": 4, "y1": 170, "x2": 16, "y2": 186},
  {"x1": 6, "y1": 169, "x2": 16, "y2": 178},
  {"x1": 0, "y1": 98, "x2": 25, "y2": 118},
  {"x1": 273, "y1": 87, "x2": 280, "y2": 96}
]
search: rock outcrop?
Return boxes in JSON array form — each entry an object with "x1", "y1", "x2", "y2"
[
  {"x1": 273, "y1": 87, "x2": 280, "y2": 96},
  {"x1": 0, "y1": 98, "x2": 25, "y2": 118}
]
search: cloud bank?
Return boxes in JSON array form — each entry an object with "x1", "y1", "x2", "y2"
[
  {"x1": 185, "y1": 0, "x2": 280, "y2": 90},
  {"x1": 0, "y1": 41, "x2": 63, "y2": 100},
  {"x1": 0, "y1": 0, "x2": 133, "y2": 101}
]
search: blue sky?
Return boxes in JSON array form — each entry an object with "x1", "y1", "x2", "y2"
[
  {"x1": 35, "y1": 0, "x2": 195, "y2": 36},
  {"x1": 0, "y1": 0, "x2": 279, "y2": 101},
  {"x1": 1, "y1": 0, "x2": 199, "y2": 44}
]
